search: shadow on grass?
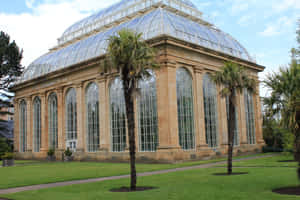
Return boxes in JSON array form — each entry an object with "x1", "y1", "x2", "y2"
[
  {"x1": 212, "y1": 172, "x2": 249, "y2": 176},
  {"x1": 110, "y1": 186, "x2": 158, "y2": 192},
  {"x1": 273, "y1": 186, "x2": 300, "y2": 196}
]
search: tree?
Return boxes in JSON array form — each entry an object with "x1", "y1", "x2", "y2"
[
  {"x1": 210, "y1": 62, "x2": 256, "y2": 175},
  {"x1": 263, "y1": 19, "x2": 300, "y2": 181},
  {"x1": 104, "y1": 29, "x2": 159, "y2": 190},
  {"x1": 0, "y1": 31, "x2": 23, "y2": 150},
  {"x1": 0, "y1": 31, "x2": 23, "y2": 90}
]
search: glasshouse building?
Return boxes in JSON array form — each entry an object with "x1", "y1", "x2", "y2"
[{"x1": 12, "y1": 0, "x2": 265, "y2": 162}]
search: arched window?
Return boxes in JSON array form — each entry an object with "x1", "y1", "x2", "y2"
[
  {"x1": 176, "y1": 67, "x2": 195, "y2": 150},
  {"x1": 48, "y1": 93, "x2": 58, "y2": 149},
  {"x1": 138, "y1": 70, "x2": 159, "y2": 152},
  {"x1": 19, "y1": 100, "x2": 27, "y2": 152},
  {"x1": 203, "y1": 73, "x2": 218, "y2": 148},
  {"x1": 109, "y1": 77, "x2": 126, "y2": 152},
  {"x1": 65, "y1": 88, "x2": 77, "y2": 151},
  {"x1": 85, "y1": 82, "x2": 100, "y2": 152},
  {"x1": 33, "y1": 97, "x2": 41, "y2": 152},
  {"x1": 226, "y1": 97, "x2": 239, "y2": 146},
  {"x1": 244, "y1": 89, "x2": 256, "y2": 144}
]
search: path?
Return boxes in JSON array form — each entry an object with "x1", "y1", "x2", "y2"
[{"x1": 0, "y1": 154, "x2": 274, "y2": 195}]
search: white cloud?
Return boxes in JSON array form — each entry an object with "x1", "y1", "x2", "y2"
[
  {"x1": 260, "y1": 16, "x2": 295, "y2": 36},
  {"x1": 272, "y1": 0, "x2": 300, "y2": 12},
  {"x1": 0, "y1": 0, "x2": 119, "y2": 67},
  {"x1": 25, "y1": 0, "x2": 36, "y2": 8}
]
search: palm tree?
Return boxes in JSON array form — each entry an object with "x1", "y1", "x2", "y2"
[
  {"x1": 210, "y1": 62, "x2": 256, "y2": 175},
  {"x1": 104, "y1": 29, "x2": 159, "y2": 190},
  {"x1": 264, "y1": 62, "x2": 300, "y2": 159}
]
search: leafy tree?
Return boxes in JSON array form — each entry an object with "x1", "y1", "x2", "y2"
[
  {"x1": 210, "y1": 62, "x2": 256, "y2": 175},
  {"x1": 0, "y1": 31, "x2": 23, "y2": 90},
  {"x1": 104, "y1": 29, "x2": 159, "y2": 190},
  {"x1": 0, "y1": 31, "x2": 23, "y2": 151},
  {"x1": 264, "y1": 20, "x2": 300, "y2": 180}
]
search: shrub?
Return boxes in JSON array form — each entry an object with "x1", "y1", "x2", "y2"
[
  {"x1": 283, "y1": 131, "x2": 295, "y2": 153},
  {"x1": 0, "y1": 137, "x2": 10, "y2": 159},
  {"x1": 64, "y1": 148, "x2": 72, "y2": 157},
  {"x1": 47, "y1": 149, "x2": 55, "y2": 157},
  {"x1": 2, "y1": 152, "x2": 14, "y2": 160},
  {"x1": 262, "y1": 146, "x2": 284, "y2": 153}
]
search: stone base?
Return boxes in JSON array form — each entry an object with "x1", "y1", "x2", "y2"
[{"x1": 15, "y1": 143, "x2": 263, "y2": 163}]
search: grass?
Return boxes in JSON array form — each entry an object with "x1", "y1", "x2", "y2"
[
  {"x1": 14, "y1": 160, "x2": 42, "y2": 164},
  {"x1": 217, "y1": 153, "x2": 297, "y2": 168},
  {"x1": 0, "y1": 153, "x2": 268, "y2": 189},
  {"x1": 2, "y1": 165, "x2": 300, "y2": 200}
]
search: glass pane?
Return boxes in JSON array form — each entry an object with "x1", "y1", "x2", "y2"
[
  {"x1": 138, "y1": 70, "x2": 159, "y2": 152},
  {"x1": 176, "y1": 68, "x2": 195, "y2": 150},
  {"x1": 203, "y1": 73, "x2": 218, "y2": 148},
  {"x1": 48, "y1": 93, "x2": 58, "y2": 149},
  {"x1": 86, "y1": 82, "x2": 100, "y2": 152},
  {"x1": 109, "y1": 77, "x2": 126, "y2": 152},
  {"x1": 19, "y1": 100, "x2": 27, "y2": 152},
  {"x1": 33, "y1": 97, "x2": 41, "y2": 152},
  {"x1": 244, "y1": 89, "x2": 256, "y2": 144}
]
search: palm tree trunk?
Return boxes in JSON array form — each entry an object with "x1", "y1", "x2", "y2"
[
  {"x1": 227, "y1": 93, "x2": 236, "y2": 175},
  {"x1": 122, "y1": 75, "x2": 137, "y2": 191}
]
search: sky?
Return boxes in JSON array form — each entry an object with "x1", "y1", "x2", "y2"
[{"x1": 0, "y1": 0, "x2": 299, "y2": 96}]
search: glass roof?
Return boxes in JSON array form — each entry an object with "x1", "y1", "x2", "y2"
[
  {"x1": 58, "y1": 0, "x2": 201, "y2": 45},
  {"x1": 19, "y1": 1, "x2": 254, "y2": 83}
]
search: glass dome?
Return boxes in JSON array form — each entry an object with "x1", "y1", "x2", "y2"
[
  {"x1": 19, "y1": 0, "x2": 254, "y2": 83},
  {"x1": 62, "y1": 0, "x2": 197, "y2": 39}
]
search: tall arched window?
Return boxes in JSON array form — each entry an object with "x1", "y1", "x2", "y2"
[
  {"x1": 176, "y1": 67, "x2": 195, "y2": 150},
  {"x1": 138, "y1": 70, "x2": 159, "y2": 152},
  {"x1": 244, "y1": 89, "x2": 256, "y2": 144},
  {"x1": 65, "y1": 88, "x2": 77, "y2": 151},
  {"x1": 19, "y1": 100, "x2": 27, "y2": 152},
  {"x1": 203, "y1": 73, "x2": 218, "y2": 148},
  {"x1": 48, "y1": 93, "x2": 58, "y2": 149},
  {"x1": 33, "y1": 97, "x2": 41, "y2": 152},
  {"x1": 86, "y1": 82, "x2": 100, "y2": 152},
  {"x1": 226, "y1": 97, "x2": 239, "y2": 146},
  {"x1": 109, "y1": 77, "x2": 126, "y2": 152}
]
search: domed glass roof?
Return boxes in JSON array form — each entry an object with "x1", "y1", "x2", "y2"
[
  {"x1": 19, "y1": 0, "x2": 254, "y2": 83},
  {"x1": 63, "y1": 0, "x2": 197, "y2": 39}
]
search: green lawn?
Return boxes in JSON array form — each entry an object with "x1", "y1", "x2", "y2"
[
  {"x1": 14, "y1": 160, "x2": 42, "y2": 165},
  {"x1": 217, "y1": 153, "x2": 297, "y2": 168},
  {"x1": 3, "y1": 165, "x2": 299, "y2": 200},
  {"x1": 0, "y1": 153, "x2": 268, "y2": 189}
]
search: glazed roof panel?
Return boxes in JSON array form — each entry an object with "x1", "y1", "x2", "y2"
[{"x1": 19, "y1": 0, "x2": 254, "y2": 83}]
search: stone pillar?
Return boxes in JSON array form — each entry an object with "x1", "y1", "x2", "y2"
[
  {"x1": 254, "y1": 83, "x2": 264, "y2": 144},
  {"x1": 40, "y1": 93, "x2": 48, "y2": 153},
  {"x1": 156, "y1": 63, "x2": 180, "y2": 151},
  {"x1": 13, "y1": 99, "x2": 19, "y2": 152},
  {"x1": 239, "y1": 92, "x2": 248, "y2": 145},
  {"x1": 57, "y1": 88, "x2": 65, "y2": 151},
  {"x1": 26, "y1": 96, "x2": 32, "y2": 152},
  {"x1": 194, "y1": 69, "x2": 208, "y2": 150},
  {"x1": 98, "y1": 78, "x2": 110, "y2": 151},
  {"x1": 75, "y1": 82, "x2": 84, "y2": 152},
  {"x1": 217, "y1": 86, "x2": 228, "y2": 148},
  {"x1": 235, "y1": 92, "x2": 242, "y2": 145}
]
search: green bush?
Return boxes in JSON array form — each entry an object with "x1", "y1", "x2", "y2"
[
  {"x1": 2, "y1": 152, "x2": 14, "y2": 160},
  {"x1": 47, "y1": 149, "x2": 55, "y2": 157},
  {"x1": 262, "y1": 146, "x2": 284, "y2": 153},
  {"x1": 64, "y1": 148, "x2": 72, "y2": 157},
  {"x1": 0, "y1": 137, "x2": 10, "y2": 159},
  {"x1": 283, "y1": 131, "x2": 295, "y2": 152}
]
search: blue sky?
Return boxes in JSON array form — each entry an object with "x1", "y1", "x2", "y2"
[{"x1": 0, "y1": 0, "x2": 299, "y2": 96}]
